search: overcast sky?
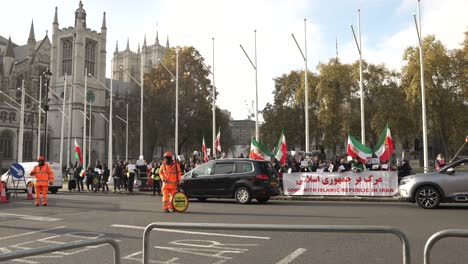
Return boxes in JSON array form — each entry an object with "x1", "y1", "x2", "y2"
[{"x1": 1, "y1": 0, "x2": 466, "y2": 120}]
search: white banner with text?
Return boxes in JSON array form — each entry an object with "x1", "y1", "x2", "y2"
[{"x1": 283, "y1": 171, "x2": 398, "y2": 196}]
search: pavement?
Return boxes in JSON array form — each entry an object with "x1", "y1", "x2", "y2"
[{"x1": 1, "y1": 187, "x2": 468, "y2": 264}]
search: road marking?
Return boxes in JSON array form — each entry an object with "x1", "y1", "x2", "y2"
[
  {"x1": 0, "y1": 226, "x2": 66, "y2": 241},
  {"x1": 0, "y1": 213, "x2": 62, "y2": 222},
  {"x1": 275, "y1": 248, "x2": 307, "y2": 264},
  {"x1": 111, "y1": 224, "x2": 271, "y2": 240}
]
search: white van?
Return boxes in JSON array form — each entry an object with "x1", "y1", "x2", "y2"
[{"x1": 1, "y1": 162, "x2": 63, "y2": 194}]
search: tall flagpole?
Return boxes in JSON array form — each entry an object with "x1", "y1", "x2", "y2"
[
  {"x1": 59, "y1": 74, "x2": 67, "y2": 168},
  {"x1": 18, "y1": 80, "x2": 25, "y2": 163},
  {"x1": 37, "y1": 76, "x2": 42, "y2": 157},
  {"x1": 212, "y1": 37, "x2": 216, "y2": 158},
  {"x1": 83, "y1": 68, "x2": 87, "y2": 169}
]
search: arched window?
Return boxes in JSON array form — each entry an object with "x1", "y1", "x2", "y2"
[
  {"x1": 0, "y1": 112, "x2": 7, "y2": 122},
  {"x1": 62, "y1": 38, "x2": 73, "y2": 76},
  {"x1": 85, "y1": 39, "x2": 97, "y2": 76},
  {"x1": 23, "y1": 132, "x2": 33, "y2": 161},
  {"x1": 0, "y1": 130, "x2": 13, "y2": 159}
]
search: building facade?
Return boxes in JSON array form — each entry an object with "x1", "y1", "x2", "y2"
[
  {"x1": 112, "y1": 33, "x2": 168, "y2": 82},
  {"x1": 47, "y1": 1, "x2": 108, "y2": 167},
  {"x1": 229, "y1": 119, "x2": 255, "y2": 158},
  {"x1": 0, "y1": 22, "x2": 50, "y2": 168}
]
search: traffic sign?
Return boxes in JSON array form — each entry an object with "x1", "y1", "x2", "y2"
[
  {"x1": 9, "y1": 163, "x2": 25, "y2": 179},
  {"x1": 171, "y1": 191, "x2": 189, "y2": 213}
]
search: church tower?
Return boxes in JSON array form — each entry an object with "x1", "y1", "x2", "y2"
[{"x1": 48, "y1": 1, "x2": 107, "y2": 166}]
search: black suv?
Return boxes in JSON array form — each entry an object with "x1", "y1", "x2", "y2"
[{"x1": 179, "y1": 159, "x2": 280, "y2": 204}]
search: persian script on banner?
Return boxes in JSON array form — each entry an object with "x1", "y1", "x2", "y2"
[{"x1": 283, "y1": 171, "x2": 398, "y2": 196}]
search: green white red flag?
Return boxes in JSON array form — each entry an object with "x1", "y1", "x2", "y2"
[
  {"x1": 74, "y1": 138, "x2": 83, "y2": 164},
  {"x1": 202, "y1": 137, "x2": 209, "y2": 162},
  {"x1": 274, "y1": 130, "x2": 287, "y2": 166},
  {"x1": 214, "y1": 127, "x2": 221, "y2": 153},
  {"x1": 347, "y1": 135, "x2": 373, "y2": 163},
  {"x1": 374, "y1": 123, "x2": 394, "y2": 163},
  {"x1": 249, "y1": 138, "x2": 272, "y2": 161}
]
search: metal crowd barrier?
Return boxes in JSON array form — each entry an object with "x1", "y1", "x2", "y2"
[
  {"x1": 142, "y1": 222, "x2": 411, "y2": 264},
  {"x1": 424, "y1": 229, "x2": 468, "y2": 264},
  {"x1": 0, "y1": 237, "x2": 121, "y2": 264}
]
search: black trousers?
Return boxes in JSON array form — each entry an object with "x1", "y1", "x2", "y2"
[
  {"x1": 128, "y1": 173, "x2": 135, "y2": 192},
  {"x1": 152, "y1": 179, "x2": 161, "y2": 195},
  {"x1": 77, "y1": 178, "x2": 84, "y2": 191}
]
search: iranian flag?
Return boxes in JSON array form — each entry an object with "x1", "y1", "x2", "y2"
[
  {"x1": 347, "y1": 135, "x2": 372, "y2": 163},
  {"x1": 214, "y1": 127, "x2": 221, "y2": 153},
  {"x1": 274, "y1": 130, "x2": 287, "y2": 166},
  {"x1": 202, "y1": 137, "x2": 209, "y2": 162},
  {"x1": 79, "y1": 169, "x2": 86, "y2": 177},
  {"x1": 249, "y1": 138, "x2": 272, "y2": 161},
  {"x1": 74, "y1": 138, "x2": 83, "y2": 164},
  {"x1": 374, "y1": 123, "x2": 394, "y2": 163}
]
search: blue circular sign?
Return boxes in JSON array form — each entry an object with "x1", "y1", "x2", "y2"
[{"x1": 9, "y1": 163, "x2": 25, "y2": 179}]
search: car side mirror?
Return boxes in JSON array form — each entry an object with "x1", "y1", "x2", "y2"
[{"x1": 446, "y1": 168, "x2": 455, "y2": 175}]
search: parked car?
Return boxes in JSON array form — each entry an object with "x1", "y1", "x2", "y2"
[
  {"x1": 399, "y1": 158, "x2": 468, "y2": 209},
  {"x1": 1, "y1": 162, "x2": 63, "y2": 194},
  {"x1": 179, "y1": 159, "x2": 280, "y2": 204}
]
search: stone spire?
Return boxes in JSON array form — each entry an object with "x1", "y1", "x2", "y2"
[
  {"x1": 28, "y1": 20, "x2": 36, "y2": 45},
  {"x1": 114, "y1": 40, "x2": 118, "y2": 54},
  {"x1": 155, "y1": 30, "x2": 159, "y2": 45},
  {"x1": 75, "y1": 0, "x2": 87, "y2": 28},
  {"x1": 137, "y1": 42, "x2": 140, "y2": 53},
  {"x1": 101, "y1": 12, "x2": 106, "y2": 29},
  {"x1": 4, "y1": 36, "x2": 15, "y2": 57},
  {"x1": 126, "y1": 38, "x2": 130, "y2": 51},
  {"x1": 53, "y1": 7, "x2": 58, "y2": 25},
  {"x1": 143, "y1": 34, "x2": 147, "y2": 48},
  {"x1": 166, "y1": 35, "x2": 169, "y2": 48}
]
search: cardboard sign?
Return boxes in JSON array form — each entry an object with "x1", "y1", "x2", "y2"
[{"x1": 171, "y1": 192, "x2": 189, "y2": 213}]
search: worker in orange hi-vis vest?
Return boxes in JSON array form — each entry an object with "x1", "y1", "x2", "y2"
[
  {"x1": 159, "y1": 152, "x2": 182, "y2": 213},
  {"x1": 30, "y1": 156, "x2": 54, "y2": 206}
]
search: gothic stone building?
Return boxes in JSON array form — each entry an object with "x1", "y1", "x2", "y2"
[{"x1": 0, "y1": 22, "x2": 50, "y2": 168}]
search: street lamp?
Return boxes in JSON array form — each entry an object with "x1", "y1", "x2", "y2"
[
  {"x1": 115, "y1": 105, "x2": 128, "y2": 163},
  {"x1": 16, "y1": 88, "x2": 47, "y2": 162},
  {"x1": 119, "y1": 66, "x2": 143, "y2": 159},
  {"x1": 88, "y1": 70, "x2": 113, "y2": 170},
  {"x1": 351, "y1": 9, "x2": 365, "y2": 145},
  {"x1": 413, "y1": 0, "x2": 428, "y2": 173},
  {"x1": 240, "y1": 30, "x2": 259, "y2": 141},
  {"x1": 42, "y1": 68, "x2": 52, "y2": 160},
  {"x1": 158, "y1": 50, "x2": 180, "y2": 158},
  {"x1": 292, "y1": 19, "x2": 309, "y2": 153}
]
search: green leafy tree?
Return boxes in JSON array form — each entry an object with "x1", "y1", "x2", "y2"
[
  {"x1": 401, "y1": 35, "x2": 468, "y2": 158},
  {"x1": 142, "y1": 46, "x2": 232, "y2": 159}
]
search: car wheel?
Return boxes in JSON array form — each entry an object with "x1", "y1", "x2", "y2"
[
  {"x1": 50, "y1": 188, "x2": 58, "y2": 194},
  {"x1": 235, "y1": 187, "x2": 252, "y2": 204},
  {"x1": 256, "y1": 196, "x2": 270, "y2": 203},
  {"x1": 197, "y1": 197, "x2": 207, "y2": 202},
  {"x1": 415, "y1": 186, "x2": 441, "y2": 209}
]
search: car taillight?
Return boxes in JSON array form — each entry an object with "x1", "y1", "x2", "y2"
[{"x1": 256, "y1": 174, "x2": 269, "y2": 180}]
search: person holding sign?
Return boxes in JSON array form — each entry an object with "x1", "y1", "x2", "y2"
[
  {"x1": 160, "y1": 152, "x2": 182, "y2": 213},
  {"x1": 30, "y1": 156, "x2": 54, "y2": 206}
]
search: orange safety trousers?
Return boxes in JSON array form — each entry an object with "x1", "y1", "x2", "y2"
[
  {"x1": 35, "y1": 186, "x2": 48, "y2": 205},
  {"x1": 162, "y1": 186, "x2": 177, "y2": 210}
]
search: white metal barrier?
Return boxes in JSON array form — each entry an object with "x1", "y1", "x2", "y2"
[
  {"x1": 424, "y1": 229, "x2": 468, "y2": 264},
  {"x1": 142, "y1": 222, "x2": 411, "y2": 264},
  {"x1": 0, "y1": 237, "x2": 121, "y2": 264}
]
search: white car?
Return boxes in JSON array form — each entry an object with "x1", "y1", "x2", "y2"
[{"x1": 1, "y1": 162, "x2": 63, "y2": 194}]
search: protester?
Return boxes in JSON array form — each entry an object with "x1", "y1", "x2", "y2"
[
  {"x1": 435, "y1": 153, "x2": 446, "y2": 170},
  {"x1": 351, "y1": 157, "x2": 364, "y2": 173},
  {"x1": 74, "y1": 162, "x2": 84, "y2": 192},
  {"x1": 112, "y1": 163, "x2": 122, "y2": 193},
  {"x1": 101, "y1": 163, "x2": 110, "y2": 192}
]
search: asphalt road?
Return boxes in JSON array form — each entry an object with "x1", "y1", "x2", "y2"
[{"x1": 0, "y1": 191, "x2": 467, "y2": 264}]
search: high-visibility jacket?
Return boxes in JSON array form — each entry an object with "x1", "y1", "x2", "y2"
[
  {"x1": 30, "y1": 164, "x2": 54, "y2": 187},
  {"x1": 152, "y1": 168, "x2": 160, "y2": 180},
  {"x1": 160, "y1": 162, "x2": 181, "y2": 188}
]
